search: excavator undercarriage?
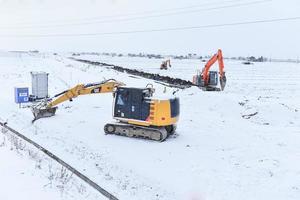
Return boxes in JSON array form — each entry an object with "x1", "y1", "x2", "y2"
[{"x1": 104, "y1": 123, "x2": 176, "y2": 142}]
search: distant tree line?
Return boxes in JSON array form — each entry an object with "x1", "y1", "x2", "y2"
[
  {"x1": 71, "y1": 51, "x2": 272, "y2": 63},
  {"x1": 230, "y1": 56, "x2": 268, "y2": 62}
]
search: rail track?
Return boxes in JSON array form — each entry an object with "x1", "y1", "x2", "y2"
[
  {"x1": 71, "y1": 58, "x2": 196, "y2": 89},
  {"x1": 0, "y1": 121, "x2": 118, "y2": 200}
]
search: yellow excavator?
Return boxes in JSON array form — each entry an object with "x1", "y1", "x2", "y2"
[{"x1": 31, "y1": 79, "x2": 179, "y2": 141}]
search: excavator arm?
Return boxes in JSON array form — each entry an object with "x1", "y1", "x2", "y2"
[
  {"x1": 201, "y1": 49, "x2": 226, "y2": 90},
  {"x1": 31, "y1": 79, "x2": 124, "y2": 122},
  {"x1": 47, "y1": 80, "x2": 123, "y2": 108}
]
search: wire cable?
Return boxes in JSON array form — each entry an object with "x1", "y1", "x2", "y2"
[
  {"x1": 1, "y1": 16, "x2": 299, "y2": 38},
  {"x1": 2, "y1": 0, "x2": 253, "y2": 25},
  {"x1": 0, "y1": 0, "x2": 272, "y2": 29}
]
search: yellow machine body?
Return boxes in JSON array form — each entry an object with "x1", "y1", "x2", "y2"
[{"x1": 125, "y1": 99, "x2": 179, "y2": 127}]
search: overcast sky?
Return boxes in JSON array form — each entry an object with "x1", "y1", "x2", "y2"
[{"x1": 0, "y1": 0, "x2": 299, "y2": 58}]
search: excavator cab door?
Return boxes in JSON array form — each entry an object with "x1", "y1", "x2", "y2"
[
  {"x1": 129, "y1": 89, "x2": 143, "y2": 120},
  {"x1": 114, "y1": 88, "x2": 131, "y2": 119},
  {"x1": 194, "y1": 71, "x2": 218, "y2": 87},
  {"x1": 208, "y1": 71, "x2": 218, "y2": 86},
  {"x1": 114, "y1": 88, "x2": 150, "y2": 121}
]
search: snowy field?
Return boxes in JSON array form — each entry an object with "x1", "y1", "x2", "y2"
[
  {"x1": 0, "y1": 123, "x2": 106, "y2": 200},
  {"x1": 0, "y1": 133, "x2": 63, "y2": 200},
  {"x1": 0, "y1": 52, "x2": 300, "y2": 200}
]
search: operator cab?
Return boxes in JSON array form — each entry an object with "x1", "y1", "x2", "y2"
[
  {"x1": 193, "y1": 71, "x2": 218, "y2": 87},
  {"x1": 113, "y1": 87, "x2": 153, "y2": 121}
]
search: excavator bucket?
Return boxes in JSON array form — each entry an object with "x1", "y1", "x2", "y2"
[
  {"x1": 220, "y1": 75, "x2": 227, "y2": 91},
  {"x1": 31, "y1": 107, "x2": 57, "y2": 123}
]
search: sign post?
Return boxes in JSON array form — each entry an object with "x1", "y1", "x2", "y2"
[{"x1": 14, "y1": 87, "x2": 29, "y2": 107}]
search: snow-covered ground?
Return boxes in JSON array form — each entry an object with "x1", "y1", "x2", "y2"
[
  {"x1": 0, "y1": 123, "x2": 106, "y2": 200},
  {"x1": 0, "y1": 134, "x2": 62, "y2": 200},
  {"x1": 0, "y1": 52, "x2": 300, "y2": 199}
]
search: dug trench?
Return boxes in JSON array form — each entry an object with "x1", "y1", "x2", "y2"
[{"x1": 70, "y1": 58, "x2": 196, "y2": 89}]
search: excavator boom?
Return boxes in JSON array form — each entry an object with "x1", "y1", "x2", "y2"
[
  {"x1": 31, "y1": 79, "x2": 124, "y2": 122},
  {"x1": 47, "y1": 80, "x2": 122, "y2": 108}
]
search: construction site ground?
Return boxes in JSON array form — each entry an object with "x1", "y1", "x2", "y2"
[{"x1": 0, "y1": 52, "x2": 299, "y2": 200}]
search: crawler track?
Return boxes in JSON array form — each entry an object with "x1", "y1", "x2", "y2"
[
  {"x1": 104, "y1": 123, "x2": 168, "y2": 142},
  {"x1": 0, "y1": 121, "x2": 118, "y2": 200},
  {"x1": 71, "y1": 58, "x2": 196, "y2": 89}
]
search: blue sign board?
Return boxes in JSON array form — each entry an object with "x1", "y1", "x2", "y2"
[{"x1": 14, "y1": 87, "x2": 29, "y2": 103}]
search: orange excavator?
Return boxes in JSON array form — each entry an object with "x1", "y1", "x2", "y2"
[
  {"x1": 192, "y1": 49, "x2": 226, "y2": 91},
  {"x1": 160, "y1": 59, "x2": 171, "y2": 70}
]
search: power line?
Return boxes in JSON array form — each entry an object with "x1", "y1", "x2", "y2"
[
  {"x1": 0, "y1": 0, "x2": 272, "y2": 29},
  {"x1": 79, "y1": 0, "x2": 247, "y2": 19},
  {"x1": 1, "y1": 16, "x2": 299, "y2": 38},
  {"x1": 1, "y1": 0, "x2": 252, "y2": 25}
]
